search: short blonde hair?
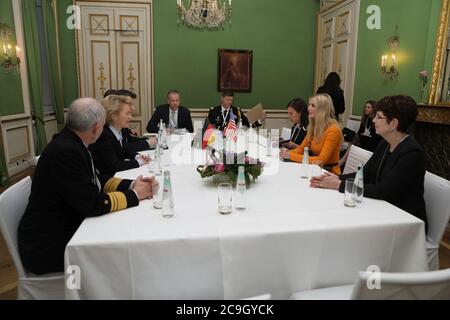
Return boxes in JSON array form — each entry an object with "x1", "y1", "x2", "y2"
[
  {"x1": 101, "y1": 95, "x2": 134, "y2": 125},
  {"x1": 307, "y1": 94, "x2": 339, "y2": 141}
]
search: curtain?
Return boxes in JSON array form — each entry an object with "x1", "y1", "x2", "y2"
[
  {"x1": 0, "y1": 130, "x2": 10, "y2": 187},
  {"x1": 42, "y1": 0, "x2": 65, "y2": 131},
  {"x1": 21, "y1": 0, "x2": 47, "y2": 154}
]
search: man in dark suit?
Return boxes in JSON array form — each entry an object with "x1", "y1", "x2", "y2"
[
  {"x1": 146, "y1": 90, "x2": 194, "y2": 133},
  {"x1": 207, "y1": 91, "x2": 265, "y2": 132},
  {"x1": 18, "y1": 98, "x2": 158, "y2": 275}
]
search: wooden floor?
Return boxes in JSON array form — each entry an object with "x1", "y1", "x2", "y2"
[{"x1": 1, "y1": 169, "x2": 449, "y2": 299}]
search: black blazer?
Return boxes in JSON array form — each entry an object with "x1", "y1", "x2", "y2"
[
  {"x1": 316, "y1": 85, "x2": 345, "y2": 116},
  {"x1": 339, "y1": 136, "x2": 428, "y2": 231},
  {"x1": 18, "y1": 128, "x2": 137, "y2": 274},
  {"x1": 290, "y1": 125, "x2": 307, "y2": 145},
  {"x1": 121, "y1": 128, "x2": 152, "y2": 155},
  {"x1": 356, "y1": 118, "x2": 382, "y2": 152},
  {"x1": 90, "y1": 126, "x2": 147, "y2": 176},
  {"x1": 146, "y1": 105, "x2": 194, "y2": 133},
  {"x1": 207, "y1": 105, "x2": 251, "y2": 131}
]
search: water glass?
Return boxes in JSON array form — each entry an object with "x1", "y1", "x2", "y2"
[
  {"x1": 152, "y1": 175, "x2": 163, "y2": 209},
  {"x1": 344, "y1": 178, "x2": 357, "y2": 207},
  {"x1": 218, "y1": 183, "x2": 232, "y2": 214}
]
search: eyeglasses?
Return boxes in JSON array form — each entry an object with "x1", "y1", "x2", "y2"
[{"x1": 374, "y1": 114, "x2": 388, "y2": 120}]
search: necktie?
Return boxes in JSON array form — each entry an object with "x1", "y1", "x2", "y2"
[
  {"x1": 170, "y1": 111, "x2": 176, "y2": 129},
  {"x1": 88, "y1": 150, "x2": 101, "y2": 191}
]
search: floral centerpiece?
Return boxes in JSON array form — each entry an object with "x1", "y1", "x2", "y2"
[{"x1": 196, "y1": 149, "x2": 264, "y2": 188}]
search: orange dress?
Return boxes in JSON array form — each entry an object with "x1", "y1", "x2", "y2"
[{"x1": 289, "y1": 124, "x2": 343, "y2": 174}]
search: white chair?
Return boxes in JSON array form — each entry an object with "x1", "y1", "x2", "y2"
[
  {"x1": 0, "y1": 176, "x2": 65, "y2": 299},
  {"x1": 342, "y1": 145, "x2": 373, "y2": 175},
  {"x1": 424, "y1": 172, "x2": 450, "y2": 270},
  {"x1": 242, "y1": 293, "x2": 272, "y2": 300},
  {"x1": 346, "y1": 118, "x2": 361, "y2": 133},
  {"x1": 281, "y1": 127, "x2": 291, "y2": 141},
  {"x1": 291, "y1": 268, "x2": 450, "y2": 300}
]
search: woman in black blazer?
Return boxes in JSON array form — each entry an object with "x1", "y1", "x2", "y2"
[
  {"x1": 310, "y1": 95, "x2": 428, "y2": 231},
  {"x1": 90, "y1": 95, "x2": 153, "y2": 176},
  {"x1": 280, "y1": 98, "x2": 309, "y2": 149}
]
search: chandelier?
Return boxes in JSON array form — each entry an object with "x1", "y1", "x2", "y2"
[{"x1": 177, "y1": 0, "x2": 232, "y2": 29}]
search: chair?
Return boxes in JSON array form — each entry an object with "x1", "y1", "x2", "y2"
[
  {"x1": 0, "y1": 177, "x2": 65, "y2": 299},
  {"x1": 424, "y1": 171, "x2": 450, "y2": 270},
  {"x1": 242, "y1": 293, "x2": 272, "y2": 300},
  {"x1": 342, "y1": 145, "x2": 373, "y2": 174},
  {"x1": 291, "y1": 268, "x2": 450, "y2": 300}
]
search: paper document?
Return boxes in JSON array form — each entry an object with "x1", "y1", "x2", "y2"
[{"x1": 245, "y1": 103, "x2": 264, "y2": 124}]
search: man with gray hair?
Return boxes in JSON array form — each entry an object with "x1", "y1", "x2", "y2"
[{"x1": 18, "y1": 98, "x2": 157, "y2": 275}]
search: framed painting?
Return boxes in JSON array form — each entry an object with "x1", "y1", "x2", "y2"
[{"x1": 218, "y1": 49, "x2": 253, "y2": 92}]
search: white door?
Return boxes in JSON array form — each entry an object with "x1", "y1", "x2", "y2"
[
  {"x1": 315, "y1": 0, "x2": 360, "y2": 124},
  {"x1": 76, "y1": 1, "x2": 153, "y2": 135}
]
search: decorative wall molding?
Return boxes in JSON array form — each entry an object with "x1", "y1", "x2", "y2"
[{"x1": 417, "y1": 105, "x2": 450, "y2": 126}]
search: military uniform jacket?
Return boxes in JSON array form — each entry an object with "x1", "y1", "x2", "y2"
[
  {"x1": 18, "y1": 128, "x2": 139, "y2": 275},
  {"x1": 207, "y1": 105, "x2": 250, "y2": 131}
]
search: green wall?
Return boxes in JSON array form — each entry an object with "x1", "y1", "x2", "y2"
[
  {"x1": 352, "y1": 0, "x2": 441, "y2": 116},
  {"x1": 57, "y1": 0, "x2": 79, "y2": 107},
  {"x1": 0, "y1": 0, "x2": 24, "y2": 116},
  {"x1": 56, "y1": 0, "x2": 319, "y2": 109},
  {"x1": 153, "y1": 0, "x2": 319, "y2": 108}
]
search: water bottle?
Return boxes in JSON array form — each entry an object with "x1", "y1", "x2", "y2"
[
  {"x1": 234, "y1": 166, "x2": 247, "y2": 211},
  {"x1": 154, "y1": 144, "x2": 162, "y2": 176},
  {"x1": 161, "y1": 171, "x2": 174, "y2": 218},
  {"x1": 152, "y1": 174, "x2": 163, "y2": 209},
  {"x1": 266, "y1": 131, "x2": 272, "y2": 156},
  {"x1": 354, "y1": 163, "x2": 364, "y2": 203},
  {"x1": 300, "y1": 146, "x2": 309, "y2": 178}
]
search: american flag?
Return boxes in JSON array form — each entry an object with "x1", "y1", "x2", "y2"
[{"x1": 224, "y1": 109, "x2": 238, "y2": 142}]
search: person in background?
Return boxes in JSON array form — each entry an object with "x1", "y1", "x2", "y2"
[
  {"x1": 146, "y1": 90, "x2": 194, "y2": 133},
  {"x1": 316, "y1": 72, "x2": 345, "y2": 121},
  {"x1": 356, "y1": 100, "x2": 383, "y2": 152},
  {"x1": 90, "y1": 95, "x2": 153, "y2": 176},
  {"x1": 18, "y1": 98, "x2": 158, "y2": 275},
  {"x1": 207, "y1": 91, "x2": 266, "y2": 131},
  {"x1": 280, "y1": 94, "x2": 343, "y2": 174},
  {"x1": 310, "y1": 95, "x2": 428, "y2": 231},
  {"x1": 103, "y1": 89, "x2": 156, "y2": 154},
  {"x1": 281, "y1": 98, "x2": 309, "y2": 149}
]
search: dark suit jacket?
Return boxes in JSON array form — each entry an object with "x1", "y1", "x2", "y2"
[
  {"x1": 290, "y1": 125, "x2": 307, "y2": 145},
  {"x1": 207, "y1": 105, "x2": 251, "y2": 131},
  {"x1": 146, "y1": 105, "x2": 194, "y2": 133},
  {"x1": 317, "y1": 85, "x2": 345, "y2": 116},
  {"x1": 356, "y1": 118, "x2": 382, "y2": 152},
  {"x1": 90, "y1": 126, "x2": 149, "y2": 176},
  {"x1": 121, "y1": 128, "x2": 152, "y2": 155},
  {"x1": 18, "y1": 128, "x2": 138, "y2": 274},
  {"x1": 339, "y1": 136, "x2": 428, "y2": 231}
]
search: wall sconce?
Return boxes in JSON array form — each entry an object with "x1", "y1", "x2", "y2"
[
  {"x1": 381, "y1": 26, "x2": 400, "y2": 80},
  {"x1": 0, "y1": 22, "x2": 21, "y2": 74}
]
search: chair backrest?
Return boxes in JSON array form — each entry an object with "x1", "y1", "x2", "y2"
[
  {"x1": 346, "y1": 118, "x2": 361, "y2": 133},
  {"x1": 0, "y1": 176, "x2": 31, "y2": 277},
  {"x1": 343, "y1": 145, "x2": 373, "y2": 174},
  {"x1": 351, "y1": 269, "x2": 450, "y2": 299},
  {"x1": 424, "y1": 171, "x2": 450, "y2": 246}
]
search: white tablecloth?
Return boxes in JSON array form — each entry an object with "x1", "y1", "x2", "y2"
[{"x1": 65, "y1": 134, "x2": 428, "y2": 299}]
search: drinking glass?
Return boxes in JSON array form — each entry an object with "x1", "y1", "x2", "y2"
[
  {"x1": 218, "y1": 183, "x2": 232, "y2": 214},
  {"x1": 344, "y1": 178, "x2": 357, "y2": 207}
]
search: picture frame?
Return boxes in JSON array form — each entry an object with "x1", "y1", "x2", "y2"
[{"x1": 217, "y1": 49, "x2": 253, "y2": 92}]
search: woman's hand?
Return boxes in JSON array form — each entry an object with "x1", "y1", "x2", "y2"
[
  {"x1": 279, "y1": 148, "x2": 291, "y2": 160},
  {"x1": 310, "y1": 171, "x2": 341, "y2": 190},
  {"x1": 283, "y1": 141, "x2": 299, "y2": 149}
]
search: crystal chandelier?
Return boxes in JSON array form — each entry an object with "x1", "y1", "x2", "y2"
[{"x1": 177, "y1": 0, "x2": 232, "y2": 29}]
